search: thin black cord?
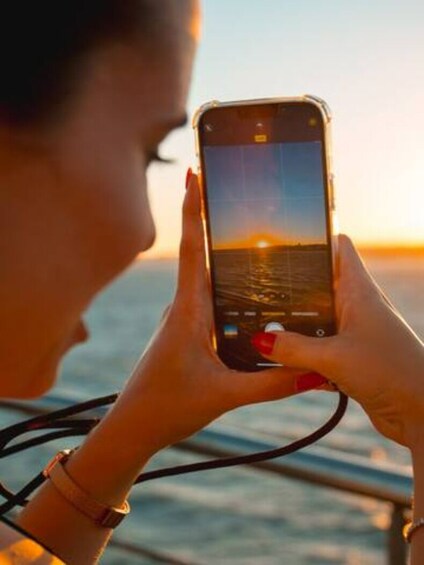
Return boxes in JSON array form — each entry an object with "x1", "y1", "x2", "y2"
[
  {"x1": 0, "y1": 391, "x2": 348, "y2": 516},
  {"x1": 0, "y1": 473, "x2": 45, "y2": 515},
  {"x1": 135, "y1": 392, "x2": 348, "y2": 483},
  {"x1": 0, "y1": 428, "x2": 91, "y2": 459},
  {"x1": 0, "y1": 394, "x2": 116, "y2": 448},
  {"x1": 37, "y1": 419, "x2": 100, "y2": 430}
]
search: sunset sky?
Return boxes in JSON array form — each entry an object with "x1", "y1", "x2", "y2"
[
  {"x1": 144, "y1": 0, "x2": 424, "y2": 258},
  {"x1": 204, "y1": 142, "x2": 327, "y2": 249}
]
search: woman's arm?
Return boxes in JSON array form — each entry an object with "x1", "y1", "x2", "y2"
[{"x1": 18, "y1": 414, "x2": 153, "y2": 564}]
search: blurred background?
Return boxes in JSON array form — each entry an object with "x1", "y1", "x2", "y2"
[
  {"x1": 145, "y1": 0, "x2": 424, "y2": 257},
  {"x1": 1, "y1": 1, "x2": 423, "y2": 564}
]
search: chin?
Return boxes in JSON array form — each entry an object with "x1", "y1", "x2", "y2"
[
  {"x1": 1, "y1": 316, "x2": 91, "y2": 402},
  {"x1": 1, "y1": 353, "x2": 62, "y2": 400},
  {"x1": 23, "y1": 374, "x2": 57, "y2": 399},
  {"x1": 8, "y1": 366, "x2": 59, "y2": 400}
]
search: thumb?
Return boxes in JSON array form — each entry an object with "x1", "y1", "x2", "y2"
[{"x1": 251, "y1": 330, "x2": 336, "y2": 374}]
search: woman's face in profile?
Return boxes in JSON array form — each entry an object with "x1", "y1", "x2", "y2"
[{"x1": 0, "y1": 1, "x2": 200, "y2": 398}]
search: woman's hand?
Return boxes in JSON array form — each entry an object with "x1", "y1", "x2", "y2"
[
  {"x1": 251, "y1": 234, "x2": 424, "y2": 450},
  {"x1": 106, "y1": 173, "x2": 303, "y2": 460}
]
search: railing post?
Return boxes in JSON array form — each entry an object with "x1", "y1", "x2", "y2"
[{"x1": 388, "y1": 504, "x2": 408, "y2": 565}]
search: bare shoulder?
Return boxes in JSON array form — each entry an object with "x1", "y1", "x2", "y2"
[{"x1": 0, "y1": 519, "x2": 65, "y2": 564}]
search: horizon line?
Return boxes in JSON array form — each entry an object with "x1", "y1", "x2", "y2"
[{"x1": 139, "y1": 242, "x2": 424, "y2": 260}]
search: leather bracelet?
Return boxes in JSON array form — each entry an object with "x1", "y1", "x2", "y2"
[
  {"x1": 43, "y1": 449, "x2": 130, "y2": 529},
  {"x1": 403, "y1": 518, "x2": 424, "y2": 543}
]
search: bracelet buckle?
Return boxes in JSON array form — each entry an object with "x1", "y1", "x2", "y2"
[
  {"x1": 43, "y1": 449, "x2": 73, "y2": 478},
  {"x1": 98, "y1": 501, "x2": 130, "y2": 528}
]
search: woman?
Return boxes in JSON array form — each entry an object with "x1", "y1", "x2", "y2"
[{"x1": 0, "y1": 1, "x2": 422, "y2": 563}]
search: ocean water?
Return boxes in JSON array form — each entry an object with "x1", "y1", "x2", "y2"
[
  {"x1": 213, "y1": 245, "x2": 333, "y2": 370},
  {"x1": 0, "y1": 253, "x2": 422, "y2": 564},
  {"x1": 214, "y1": 246, "x2": 331, "y2": 308}
]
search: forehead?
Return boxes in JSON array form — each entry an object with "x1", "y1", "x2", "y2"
[{"x1": 124, "y1": 1, "x2": 200, "y2": 131}]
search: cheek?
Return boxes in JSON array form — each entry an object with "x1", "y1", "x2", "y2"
[
  {"x1": 116, "y1": 166, "x2": 156, "y2": 254},
  {"x1": 69, "y1": 148, "x2": 156, "y2": 276},
  {"x1": 101, "y1": 174, "x2": 156, "y2": 276}
]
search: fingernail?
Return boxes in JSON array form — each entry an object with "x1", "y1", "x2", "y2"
[
  {"x1": 251, "y1": 332, "x2": 277, "y2": 355},
  {"x1": 185, "y1": 167, "x2": 193, "y2": 190},
  {"x1": 295, "y1": 372, "x2": 327, "y2": 393}
]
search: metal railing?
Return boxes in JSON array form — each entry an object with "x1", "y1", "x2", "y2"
[{"x1": 0, "y1": 393, "x2": 412, "y2": 565}]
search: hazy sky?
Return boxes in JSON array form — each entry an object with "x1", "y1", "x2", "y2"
[{"x1": 145, "y1": 0, "x2": 424, "y2": 257}]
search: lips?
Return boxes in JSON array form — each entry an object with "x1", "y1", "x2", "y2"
[{"x1": 75, "y1": 318, "x2": 90, "y2": 343}]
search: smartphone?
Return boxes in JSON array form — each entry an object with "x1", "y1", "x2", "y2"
[{"x1": 193, "y1": 96, "x2": 337, "y2": 372}]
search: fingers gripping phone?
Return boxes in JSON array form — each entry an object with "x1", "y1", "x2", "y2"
[{"x1": 193, "y1": 96, "x2": 337, "y2": 372}]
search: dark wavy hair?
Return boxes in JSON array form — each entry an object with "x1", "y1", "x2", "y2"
[{"x1": 0, "y1": 1, "x2": 162, "y2": 126}]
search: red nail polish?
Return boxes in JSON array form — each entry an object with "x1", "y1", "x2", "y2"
[
  {"x1": 185, "y1": 167, "x2": 193, "y2": 190},
  {"x1": 251, "y1": 332, "x2": 277, "y2": 355},
  {"x1": 295, "y1": 372, "x2": 327, "y2": 393}
]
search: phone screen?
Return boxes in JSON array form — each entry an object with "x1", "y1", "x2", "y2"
[{"x1": 198, "y1": 102, "x2": 336, "y2": 371}]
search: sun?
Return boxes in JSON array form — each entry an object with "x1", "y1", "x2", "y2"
[{"x1": 256, "y1": 240, "x2": 270, "y2": 248}]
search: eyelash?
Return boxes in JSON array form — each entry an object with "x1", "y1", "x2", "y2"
[{"x1": 146, "y1": 149, "x2": 174, "y2": 166}]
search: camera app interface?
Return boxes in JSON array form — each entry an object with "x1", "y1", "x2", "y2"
[{"x1": 201, "y1": 105, "x2": 335, "y2": 371}]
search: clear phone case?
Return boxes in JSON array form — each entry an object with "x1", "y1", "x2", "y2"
[{"x1": 192, "y1": 95, "x2": 339, "y2": 355}]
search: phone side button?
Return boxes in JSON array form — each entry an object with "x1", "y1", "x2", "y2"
[{"x1": 329, "y1": 173, "x2": 336, "y2": 210}]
